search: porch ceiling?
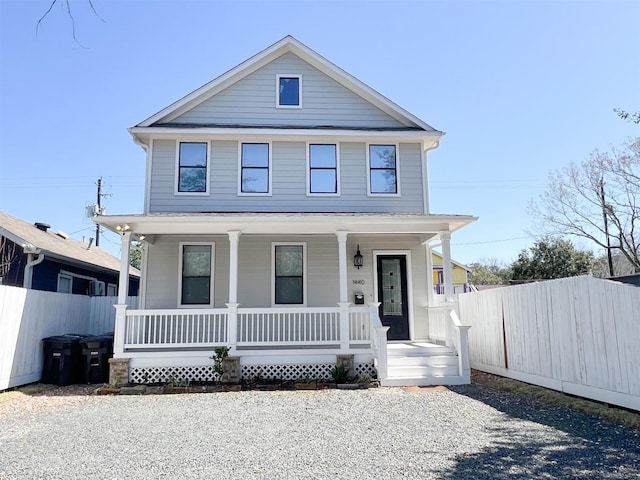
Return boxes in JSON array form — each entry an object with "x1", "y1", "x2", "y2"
[{"x1": 94, "y1": 212, "x2": 477, "y2": 238}]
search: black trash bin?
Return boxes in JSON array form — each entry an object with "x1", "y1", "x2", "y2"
[
  {"x1": 42, "y1": 334, "x2": 86, "y2": 386},
  {"x1": 80, "y1": 334, "x2": 114, "y2": 384}
]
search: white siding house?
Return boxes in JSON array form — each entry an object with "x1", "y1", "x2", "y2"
[{"x1": 96, "y1": 36, "x2": 477, "y2": 386}]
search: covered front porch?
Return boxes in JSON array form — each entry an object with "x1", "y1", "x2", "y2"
[{"x1": 98, "y1": 213, "x2": 475, "y2": 385}]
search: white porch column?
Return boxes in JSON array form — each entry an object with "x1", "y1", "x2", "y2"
[
  {"x1": 117, "y1": 232, "x2": 132, "y2": 304},
  {"x1": 336, "y1": 231, "x2": 350, "y2": 351},
  {"x1": 335, "y1": 231, "x2": 349, "y2": 303},
  {"x1": 114, "y1": 231, "x2": 132, "y2": 356},
  {"x1": 227, "y1": 231, "x2": 240, "y2": 304},
  {"x1": 441, "y1": 231, "x2": 454, "y2": 302},
  {"x1": 423, "y1": 239, "x2": 435, "y2": 307}
]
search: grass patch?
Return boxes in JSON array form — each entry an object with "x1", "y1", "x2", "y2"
[{"x1": 473, "y1": 371, "x2": 640, "y2": 430}]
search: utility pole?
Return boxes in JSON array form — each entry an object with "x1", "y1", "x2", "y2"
[
  {"x1": 599, "y1": 178, "x2": 614, "y2": 277},
  {"x1": 96, "y1": 177, "x2": 102, "y2": 247}
]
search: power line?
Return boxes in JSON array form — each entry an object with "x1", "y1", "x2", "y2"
[{"x1": 452, "y1": 235, "x2": 535, "y2": 246}]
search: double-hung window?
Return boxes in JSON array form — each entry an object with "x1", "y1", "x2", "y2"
[
  {"x1": 273, "y1": 243, "x2": 306, "y2": 305},
  {"x1": 368, "y1": 144, "x2": 398, "y2": 195},
  {"x1": 276, "y1": 74, "x2": 302, "y2": 108},
  {"x1": 179, "y1": 243, "x2": 214, "y2": 306},
  {"x1": 308, "y1": 144, "x2": 338, "y2": 195},
  {"x1": 240, "y1": 143, "x2": 270, "y2": 194},
  {"x1": 177, "y1": 142, "x2": 208, "y2": 194}
]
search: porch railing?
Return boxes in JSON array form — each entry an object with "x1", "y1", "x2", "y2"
[
  {"x1": 124, "y1": 309, "x2": 229, "y2": 349},
  {"x1": 237, "y1": 308, "x2": 340, "y2": 346},
  {"x1": 426, "y1": 301, "x2": 471, "y2": 380},
  {"x1": 120, "y1": 305, "x2": 377, "y2": 350}
]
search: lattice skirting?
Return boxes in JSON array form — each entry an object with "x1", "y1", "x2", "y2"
[{"x1": 129, "y1": 363, "x2": 377, "y2": 384}]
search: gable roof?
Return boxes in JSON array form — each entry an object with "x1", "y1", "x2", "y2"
[
  {"x1": 431, "y1": 250, "x2": 471, "y2": 272},
  {"x1": 0, "y1": 211, "x2": 139, "y2": 277},
  {"x1": 134, "y1": 35, "x2": 440, "y2": 134}
]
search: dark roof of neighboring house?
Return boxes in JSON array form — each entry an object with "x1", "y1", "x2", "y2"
[{"x1": 0, "y1": 211, "x2": 139, "y2": 277}]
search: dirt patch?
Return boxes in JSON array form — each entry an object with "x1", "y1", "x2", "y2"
[
  {"x1": 0, "y1": 383, "x2": 96, "y2": 418},
  {"x1": 402, "y1": 385, "x2": 449, "y2": 393},
  {"x1": 471, "y1": 370, "x2": 640, "y2": 430}
]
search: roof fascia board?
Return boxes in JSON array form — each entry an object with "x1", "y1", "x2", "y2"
[
  {"x1": 0, "y1": 227, "x2": 27, "y2": 249},
  {"x1": 135, "y1": 36, "x2": 440, "y2": 133},
  {"x1": 137, "y1": 37, "x2": 296, "y2": 128}
]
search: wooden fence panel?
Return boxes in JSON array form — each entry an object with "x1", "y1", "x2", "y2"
[
  {"x1": 0, "y1": 286, "x2": 137, "y2": 390},
  {"x1": 459, "y1": 276, "x2": 640, "y2": 410}
]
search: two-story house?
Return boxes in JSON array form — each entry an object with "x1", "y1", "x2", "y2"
[{"x1": 96, "y1": 36, "x2": 476, "y2": 386}]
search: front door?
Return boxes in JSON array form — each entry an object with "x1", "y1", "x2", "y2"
[{"x1": 376, "y1": 255, "x2": 410, "y2": 340}]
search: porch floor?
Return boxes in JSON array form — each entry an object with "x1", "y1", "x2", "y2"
[{"x1": 382, "y1": 342, "x2": 469, "y2": 387}]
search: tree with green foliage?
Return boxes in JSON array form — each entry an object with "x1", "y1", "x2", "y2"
[
  {"x1": 129, "y1": 243, "x2": 143, "y2": 270},
  {"x1": 510, "y1": 237, "x2": 595, "y2": 282},
  {"x1": 468, "y1": 259, "x2": 511, "y2": 285}
]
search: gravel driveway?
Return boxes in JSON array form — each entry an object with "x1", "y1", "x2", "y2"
[{"x1": 0, "y1": 383, "x2": 638, "y2": 479}]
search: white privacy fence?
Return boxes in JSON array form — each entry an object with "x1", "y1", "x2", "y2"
[
  {"x1": 0, "y1": 285, "x2": 137, "y2": 390},
  {"x1": 458, "y1": 275, "x2": 640, "y2": 411}
]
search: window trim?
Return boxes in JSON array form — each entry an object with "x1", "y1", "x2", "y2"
[
  {"x1": 366, "y1": 143, "x2": 401, "y2": 197},
  {"x1": 107, "y1": 283, "x2": 118, "y2": 297},
  {"x1": 57, "y1": 273, "x2": 73, "y2": 293},
  {"x1": 238, "y1": 141, "x2": 272, "y2": 196},
  {"x1": 271, "y1": 242, "x2": 307, "y2": 307},
  {"x1": 174, "y1": 141, "x2": 210, "y2": 196},
  {"x1": 275, "y1": 74, "x2": 302, "y2": 109},
  {"x1": 306, "y1": 143, "x2": 340, "y2": 196},
  {"x1": 178, "y1": 242, "x2": 215, "y2": 308}
]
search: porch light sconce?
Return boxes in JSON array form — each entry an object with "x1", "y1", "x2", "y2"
[{"x1": 354, "y1": 245, "x2": 363, "y2": 269}]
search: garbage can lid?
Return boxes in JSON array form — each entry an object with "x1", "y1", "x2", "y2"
[{"x1": 42, "y1": 334, "x2": 87, "y2": 343}]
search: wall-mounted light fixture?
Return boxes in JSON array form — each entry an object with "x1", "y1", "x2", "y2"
[
  {"x1": 115, "y1": 224, "x2": 130, "y2": 232},
  {"x1": 353, "y1": 245, "x2": 363, "y2": 269}
]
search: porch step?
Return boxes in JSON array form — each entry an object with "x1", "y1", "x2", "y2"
[{"x1": 381, "y1": 342, "x2": 467, "y2": 387}]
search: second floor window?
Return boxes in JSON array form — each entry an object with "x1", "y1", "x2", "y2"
[
  {"x1": 368, "y1": 144, "x2": 398, "y2": 194},
  {"x1": 241, "y1": 143, "x2": 270, "y2": 194},
  {"x1": 276, "y1": 74, "x2": 301, "y2": 107},
  {"x1": 309, "y1": 144, "x2": 338, "y2": 194},
  {"x1": 178, "y1": 142, "x2": 208, "y2": 193}
]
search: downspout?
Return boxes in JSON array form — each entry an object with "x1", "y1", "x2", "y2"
[
  {"x1": 422, "y1": 137, "x2": 442, "y2": 215},
  {"x1": 23, "y1": 249, "x2": 44, "y2": 289}
]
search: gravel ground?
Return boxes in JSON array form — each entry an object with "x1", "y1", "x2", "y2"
[{"x1": 0, "y1": 381, "x2": 638, "y2": 480}]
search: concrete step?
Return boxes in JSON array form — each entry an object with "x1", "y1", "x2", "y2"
[
  {"x1": 387, "y1": 354, "x2": 458, "y2": 367},
  {"x1": 387, "y1": 364, "x2": 459, "y2": 378},
  {"x1": 381, "y1": 375, "x2": 470, "y2": 387}
]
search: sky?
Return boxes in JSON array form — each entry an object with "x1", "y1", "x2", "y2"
[{"x1": 0, "y1": 0, "x2": 638, "y2": 266}]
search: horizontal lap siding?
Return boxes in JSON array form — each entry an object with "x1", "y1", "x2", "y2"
[
  {"x1": 149, "y1": 140, "x2": 424, "y2": 213},
  {"x1": 144, "y1": 235, "x2": 339, "y2": 309},
  {"x1": 172, "y1": 53, "x2": 407, "y2": 129}
]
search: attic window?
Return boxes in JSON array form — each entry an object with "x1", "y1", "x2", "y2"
[{"x1": 276, "y1": 75, "x2": 301, "y2": 108}]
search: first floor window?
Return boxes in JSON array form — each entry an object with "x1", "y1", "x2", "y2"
[
  {"x1": 178, "y1": 142, "x2": 208, "y2": 193},
  {"x1": 180, "y1": 244, "x2": 213, "y2": 305},
  {"x1": 274, "y1": 244, "x2": 304, "y2": 304},
  {"x1": 107, "y1": 283, "x2": 117, "y2": 296},
  {"x1": 241, "y1": 143, "x2": 270, "y2": 194},
  {"x1": 369, "y1": 144, "x2": 397, "y2": 194},
  {"x1": 309, "y1": 144, "x2": 337, "y2": 194}
]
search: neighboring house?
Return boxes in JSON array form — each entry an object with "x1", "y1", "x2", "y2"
[
  {"x1": 0, "y1": 211, "x2": 139, "y2": 296},
  {"x1": 431, "y1": 251, "x2": 474, "y2": 294},
  {"x1": 96, "y1": 36, "x2": 477, "y2": 386}
]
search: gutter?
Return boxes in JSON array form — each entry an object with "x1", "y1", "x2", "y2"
[{"x1": 23, "y1": 247, "x2": 44, "y2": 289}]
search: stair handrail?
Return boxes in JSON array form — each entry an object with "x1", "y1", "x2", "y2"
[
  {"x1": 448, "y1": 306, "x2": 471, "y2": 381},
  {"x1": 368, "y1": 302, "x2": 389, "y2": 380}
]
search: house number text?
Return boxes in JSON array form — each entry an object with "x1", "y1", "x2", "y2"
[{"x1": 352, "y1": 280, "x2": 365, "y2": 285}]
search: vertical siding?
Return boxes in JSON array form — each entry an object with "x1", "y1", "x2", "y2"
[
  {"x1": 0, "y1": 286, "x2": 137, "y2": 390},
  {"x1": 459, "y1": 276, "x2": 640, "y2": 410},
  {"x1": 171, "y1": 52, "x2": 408, "y2": 129},
  {"x1": 149, "y1": 140, "x2": 425, "y2": 213}
]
